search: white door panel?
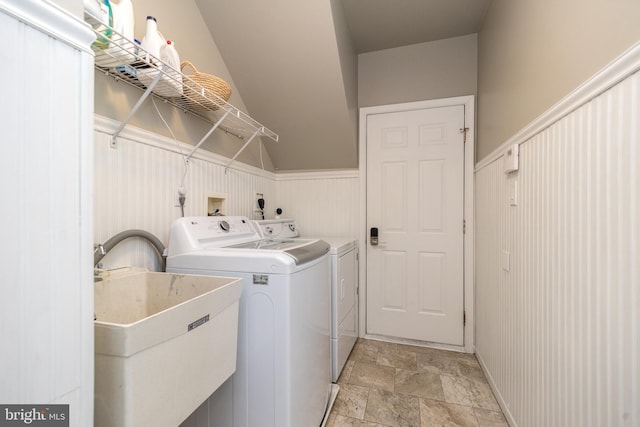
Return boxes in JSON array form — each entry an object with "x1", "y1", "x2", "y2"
[{"x1": 366, "y1": 105, "x2": 465, "y2": 345}]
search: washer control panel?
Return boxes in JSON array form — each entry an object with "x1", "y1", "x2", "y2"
[{"x1": 168, "y1": 216, "x2": 260, "y2": 253}]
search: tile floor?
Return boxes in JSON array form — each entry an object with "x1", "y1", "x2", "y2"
[{"x1": 325, "y1": 338, "x2": 508, "y2": 427}]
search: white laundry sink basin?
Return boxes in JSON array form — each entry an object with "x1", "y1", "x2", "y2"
[{"x1": 94, "y1": 268, "x2": 242, "y2": 427}]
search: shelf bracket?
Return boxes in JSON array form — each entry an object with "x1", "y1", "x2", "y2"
[
  {"x1": 111, "y1": 65, "x2": 167, "y2": 148},
  {"x1": 224, "y1": 128, "x2": 262, "y2": 173},
  {"x1": 185, "y1": 110, "x2": 232, "y2": 162}
]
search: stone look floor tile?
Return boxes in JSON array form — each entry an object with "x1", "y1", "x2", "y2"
[
  {"x1": 377, "y1": 346, "x2": 418, "y2": 371},
  {"x1": 467, "y1": 380, "x2": 501, "y2": 412},
  {"x1": 417, "y1": 351, "x2": 456, "y2": 374},
  {"x1": 333, "y1": 384, "x2": 370, "y2": 419},
  {"x1": 441, "y1": 375, "x2": 475, "y2": 407},
  {"x1": 396, "y1": 343, "x2": 440, "y2": 354},
  {"x1": 349, "y1": 362, "x2": 396, "y2": 392},
  {"x1": 330, "y1": 340, "x2": 507, "y2": 427},
  {"x1": 338, "y1": 360, "x2": 355, "y2": 385},
  {"x1": 359, "y1": 338, "x2": 398, "y2": 352},
  {"x1": 419, "y1": 399, "x2": 479, "y2": 427},
  {"x1": 350, "y1": 342, "x2": 380, "y2": 364},
  {"x1": 364, "y1": 388, "x2": 421, "y2": 427},
  {"x1": 441, "y1": 357, "x2": 486, "y2": 382},
  {"x1": 441, "y1": 375, "x2": 501, "y2": 411},
  {"x1": 395, "y1": 369, "x2": 445, "y2": 400},
  {"x1": 473, "y1": 408, "x2": 509, "y2": 427},
  {"x1": 325, "y1": 411, "x2": 338, "y2": 427},
  {"x1": 331, "y1": 414, "x2": 387, "y2": 427}
]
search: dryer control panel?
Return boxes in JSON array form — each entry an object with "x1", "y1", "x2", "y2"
[{"x1": 253, "y1": 219, "x2": 300, "y2": 239}]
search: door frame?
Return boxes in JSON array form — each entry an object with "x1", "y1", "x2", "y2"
[{"x1": 358, "y1": 96, "x2": 475, "y2": 353}]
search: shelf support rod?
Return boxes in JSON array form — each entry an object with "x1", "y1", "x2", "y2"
[
  {"x1": 224, "y1": 128, "x2": 262, "y2": 172},
  {"x1": 185, "y1": 110, "x2": 232, "y2": 162},
  {"x1": 111, "y1": 65, "x2": 167, "y2": 148}
]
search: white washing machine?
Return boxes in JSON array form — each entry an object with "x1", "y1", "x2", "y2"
[
  {"x1": 166, "y1": 216, "x2": 331, "y2": 427},
  {"x1": 255, "y1": 219, "x2": 359, "y2": 382}
]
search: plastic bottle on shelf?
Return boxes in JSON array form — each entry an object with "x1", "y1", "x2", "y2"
[
  {"x1": 83, "y1": 0, "x2": 103, "y2": 18},
  {"x1": 158, "y1": 40, "x2": 183, "y2": 96},
  {"x1": 160, "y1": 41, "x2": 180, "y2": 73},
  {"x1": 111, "y1": 0, "x2": 134, "y2": 41},
  {"x1": 140, "y1": 16, "x2": 165, "y2": 65},
  {"x1": 91, "y1": 0, "x2": 113, "y2": 50}
]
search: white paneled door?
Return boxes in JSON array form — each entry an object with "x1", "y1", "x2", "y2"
[{"x1": 366, "y1": 105, "x2": 465, "y2": 345}]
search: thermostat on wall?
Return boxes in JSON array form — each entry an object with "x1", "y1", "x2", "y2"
[{"x1": 504, "y1": 143, "x2": 519, "y2": 173}]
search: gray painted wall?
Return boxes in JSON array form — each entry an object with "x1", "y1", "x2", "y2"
[
  {"x1": 358, "y1": 34, "x2": 478, "y2": 108},
  {"x1": 477, "y1": 0, "x2": 640, "y2": 161},
  {"x1": 197, "y1": 0, "x2": 359, "y2": 171}
]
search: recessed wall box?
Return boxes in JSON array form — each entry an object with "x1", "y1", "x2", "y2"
[
  {"x1": 206, "y1": 192, "x2": 227, "y2": 216},
  {"x1": 504, "y1": 143, "x2": 519, "y2": 173}
]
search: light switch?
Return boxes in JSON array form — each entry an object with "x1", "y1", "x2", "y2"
[
  {"x1": 510, "y1": 179, "x2": 518, "y2": 206},
  {"x1": 502, "y1": 250, "x2": 510, "y2": 272}
]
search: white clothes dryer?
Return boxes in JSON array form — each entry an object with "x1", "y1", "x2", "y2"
[
  {"x1": 166, "y1": 217, "x2": 331, "y2": 427},
  {"x1": 254, "y1": 219, "x2": 359, "y2": 382}
]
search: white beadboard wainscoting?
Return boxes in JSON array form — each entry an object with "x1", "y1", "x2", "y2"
[
  {"x1": 475, "y1": 47, "x2": 640, "y2": 426},
  {"x1": 0, "y1": 1, "x2": 95, "y2": 425},
  {"x1": 93, "y1": 116, "x2": 277, "y2": 270},
  {"x1": 275, "y1": 170, "x2": 360, "y2": 237},
  {"x1": 94, "y1": 116, "x2": 360, "y2": 270}
]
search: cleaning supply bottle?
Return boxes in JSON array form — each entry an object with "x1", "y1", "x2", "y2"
[
  {"x1": 83, "y1": 0, "x2": 103, "y2": 18},
  {"x1": 159, "y1": 40, "x2": 183, "y2": 96},
  {"x1": 160, "y1": 41, "x2": 181, "y2": 74},
  {"x1": 111, "y1": 0, "x2": 134, "y2": 41},
  {"x1": 92, "y1": 0, "x2": 113, "y2": 49},
  {"x1": 140, "y1": 16, "x2": 164, "y2": 65}
]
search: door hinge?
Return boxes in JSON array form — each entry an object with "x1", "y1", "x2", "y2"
[
  {"x1": 463, "y1": 310, "x2": 466, "y2": 326},
  {"x1": 459, "y1": 127, "x2": 469, "y2": 143},
  {"x1": 463, "y1": 220, "x2": 466, "y2": 234}
]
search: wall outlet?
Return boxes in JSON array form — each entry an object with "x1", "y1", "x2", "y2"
[{"x1": 175, "y1": 187, "x2": 186, "y2": 207}]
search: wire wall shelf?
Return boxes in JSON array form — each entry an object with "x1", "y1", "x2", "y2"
[{"x1": 86, "y1": 13, "x2": 278, "y2": 165}]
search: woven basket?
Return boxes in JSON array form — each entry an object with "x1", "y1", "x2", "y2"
[{"x1": 181, "y1": 60, "x2": 232, "y2": 110}]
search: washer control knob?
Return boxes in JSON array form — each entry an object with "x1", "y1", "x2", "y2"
[{"x1": 219, "y1": 220, "x2": 230, "y2": 232}]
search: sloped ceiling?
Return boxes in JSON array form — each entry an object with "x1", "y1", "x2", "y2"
[
  {"x1": 342, "y1": 0, "x2": 491, "y2": 53},
  {"x1": 195, "y1": 0, "x2": 491, "y2": 171}
]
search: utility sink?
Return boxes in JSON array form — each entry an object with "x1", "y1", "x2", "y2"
[{"x1": 94, "y1": 268, "x2": 242, "y2": 427}]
